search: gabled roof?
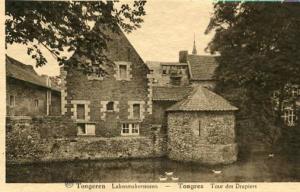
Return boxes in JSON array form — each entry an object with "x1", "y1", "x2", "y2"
[
  {"x1": 167, "y1": 86, "x2": 238, "y2": 112},
  {"x1": 153, "y1": 86, "x2": 193, "y2": 101},
  {"x1": 6, "y1": 55, "x2": 60, "y2": 92},
  {"x1": 187, "y1": 55, "x2": 218, "y2": 81}
]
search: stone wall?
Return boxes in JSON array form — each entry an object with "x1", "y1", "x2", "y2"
[
  {"x1": 6, "y1": 117, "x2": 167, "y2": 164},
  {"x1": 167, "y1": 111, "x2": 238, "y2": 164},
  {"x1": 64, "y1": 27, "x2": 152, "y2": 137},
  {"x1": 6, "y1": 77, "x2": 61, "y2": 117},
  {"x1": 7, "y1": 78, "x2": 47, "y2": 116}
]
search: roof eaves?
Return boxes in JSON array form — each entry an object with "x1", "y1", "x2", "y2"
[{"x1": 8, "y1": 76, "x2": 60, "y2": 92}]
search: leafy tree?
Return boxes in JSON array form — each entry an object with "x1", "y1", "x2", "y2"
[
  {"x1": 205, "y1": 2, "x2": 300, "y2": 149},
  {"x1": 6, "y1": 1, "x2": 146, "y2": 74}
]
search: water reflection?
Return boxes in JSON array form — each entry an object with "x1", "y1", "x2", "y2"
[{"x1": 6, "y1": 153, "x2": 299, "y2": 183}]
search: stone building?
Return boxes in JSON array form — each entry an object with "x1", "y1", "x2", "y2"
[
  {"x1": 146, "y1": 60, "x2": 190, "y2": 87},
  {"x1": 146, "y1": 47, "x2": 218, "y2": 88},
  {"x1": 6, "y1": 56, "x2": 61, "y2": 117},
  {"x1": 167, "y1": 86, "x2": 238, "y2": 164},
  {"x1": 60, "y1": 28, "x2": 239, "y2": 164},
  {"x1": 152, "y1": 86, "x2": 193, "y2": 132},
  {"x1": 61, "y1": 26, "x2": 153, "y2": 137}
]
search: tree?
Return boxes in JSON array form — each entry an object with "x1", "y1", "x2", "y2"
[
  {"x1": 6, "y1": 1, "x2": 146, "y2": 74},
  {"x1": 205, "y1": 2, "x2": 300, "y2": 149}
]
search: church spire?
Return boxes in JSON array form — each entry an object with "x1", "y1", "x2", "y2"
[{"x1": 192, "y1": 33, "x2": 197, "y2": 55}]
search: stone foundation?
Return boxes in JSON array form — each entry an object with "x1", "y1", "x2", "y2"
[{"x1": 168, "y1": 143, "x2": 238, "y2": 164}]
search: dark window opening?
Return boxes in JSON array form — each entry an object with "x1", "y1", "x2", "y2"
[
  {"x1": 34, "y1": 99, "x2": 39, "y2": 108},
  {"x1": 199, "y1": 120, "x2": 201, "y2": 136},
  {"x1": 77, "y1": 123, "x2": 86, "y2": 134},
  {"x1": 133, "y1": 104, "x2": 141, "y2": 119},
  {"x1": 77, "y1": 104, "x2": 85, "y2": 120},
  {"x1": 9, "y1": 95, "x2": 15, "y2": 107},
  {"x1": 106, "y1": 101, "x2": 114, "y2": 111},
  {"x1": 119, "y1": 65, "x2": 127, "y2": 79},
  {"x1": 171, "y1": 76, "x2": 181, "y2": 86}
]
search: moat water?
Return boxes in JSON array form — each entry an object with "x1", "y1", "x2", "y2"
[{"x1": 6, "y1": 152, "x2": 299, "y2": 183}]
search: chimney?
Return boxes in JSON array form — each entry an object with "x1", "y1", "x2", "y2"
[
  {"x1": 41, "y1": 74, "x2": 51, "y2": 87},
  {"x1": 179, "y1": 50, "x2": 188, "y2": 63}
]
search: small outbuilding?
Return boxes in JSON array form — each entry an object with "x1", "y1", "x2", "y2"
[{"x1": 167, "y1": 86, "x2": 238, "y2": 164}]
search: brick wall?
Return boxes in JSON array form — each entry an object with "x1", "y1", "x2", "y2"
[
  {"x1": 167, "y1": 111, "x2": 238, "y2": 164},
  {"x1": 64, "y1": 28, "x2": 152, "y2": 137}
]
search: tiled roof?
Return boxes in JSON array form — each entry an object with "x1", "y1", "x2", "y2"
[
  {"x1": 6, "y1": 55, "x2": 60, "y2": 92},
  {"x1": 167, "y1": 86, "x2": 238, "y2": 111},
  {"x1": 152, "y1": 86, "x2": 193, "y2": 101},
  {"x1": 187, "y1": 55, "x2": 218, "y2": 80}
]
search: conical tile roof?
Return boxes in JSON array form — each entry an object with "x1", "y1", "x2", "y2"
[{"x1": 167, "y1": 86, "x2": 238, "y2": 112}]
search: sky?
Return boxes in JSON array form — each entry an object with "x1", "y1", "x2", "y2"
[{"x1": 6, "y1": 0, "x2": 214, "y2": 76}]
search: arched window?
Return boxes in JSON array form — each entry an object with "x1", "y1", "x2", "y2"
[{"x1": 106, "y1": 101, "x2": 114, "y2": 111}]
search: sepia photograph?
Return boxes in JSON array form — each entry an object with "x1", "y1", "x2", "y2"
[{"x1": 3, "y1": 0, "x2": 300, "y2": 186}]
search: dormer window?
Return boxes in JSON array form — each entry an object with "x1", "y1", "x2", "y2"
[{"x1": 106, "y1": 101, "x2": 114, "y2": 111}]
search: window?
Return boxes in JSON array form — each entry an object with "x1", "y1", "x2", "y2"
[
  {"x1": 106, "y1": 101, "x2": 114, "y2": 111},
  {"x1": 133, "y1": 104, "x2": 141, "y2": 119},
  {"x1": 77, "y1": 123, "x2": 86, "y2": 135},
  {"x1": 198, "y1": 120, "x2": 201, "y2": 136},
  {"x1": 85, "y1": 124, "x2": 96, "y2": 135},
  {"x1": 77, "y1": 104, "x2": 85, "y2": 120},
  {"x1": 119, "y1": 65, "x2": 127, "y2": 80},
  {"x1": 170, "y1": 76, "x2": 181, "y2": 86},
  {"x1": 121, "y1": 123, "x2": 140, "y2": 136},
  {"x1": 192, "y1": 119, "x2": 201, "y2": 136},
  {"x1": 132, "y1": 123, "x2": 139, "y2": 134},
  {"x1": 77, "y1": 123, "x2": 96, "y2": 135},
  {"x1": 34, "y1": 99, "x2": 39, "y2": 108},
  {"x1": 121, "y1": 123, "x2": 130, "y2": 134},
  {"x1": 162, "y1": 66, "x2": 168, "y2": 75},
  {"x1": 9, "y1": 95, "x2": 15, "y2": 107},
  {"x1": 282, "y1": 108, "x2": 297, "y2": 127}
]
